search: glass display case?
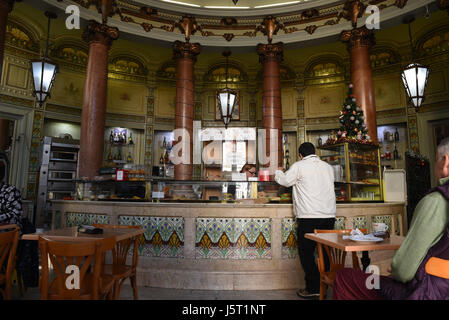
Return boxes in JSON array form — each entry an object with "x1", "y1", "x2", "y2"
[
  {"x1": 317, "y1": 142, "x2": 383, "y2": 202},
  {"x1": 74, "y1": 179, "x2": 292, "y2": 204}
]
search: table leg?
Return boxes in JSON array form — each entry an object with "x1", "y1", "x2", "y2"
[{"x1": 361, "y1": 251, "x2": 370, "y2": 271}]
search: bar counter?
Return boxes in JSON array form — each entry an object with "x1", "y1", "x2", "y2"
[{"x1": 51, "y1": 200, "x2": 406, "y2": 290}]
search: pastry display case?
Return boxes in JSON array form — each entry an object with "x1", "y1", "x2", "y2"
[
  {"x1": 318, "y1": 142, "x2": 383, "y2": 202},
  {"x1": 74, "y1": 178, "x2": 290, "y2": 204}
]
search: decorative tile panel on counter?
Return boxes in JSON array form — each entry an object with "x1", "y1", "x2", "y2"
[
  {"x1": 352, "y1": 216, "x2": 367, "y2": 230},
  {"x1": 281, "y1": 218, "x2": 298, "y2": 259},
  {"x1": 334, "y1": 216, "x2": 346, "y2": 230},
  {"x1": 119, "y1": 216, "x2": 184, "y2": 258},
  {"x1": 195, "y1": 218, "x2": 271, "y2": 260},
  {"x1": 65, "y1": 212, "x2": 110, "y2": 227}
]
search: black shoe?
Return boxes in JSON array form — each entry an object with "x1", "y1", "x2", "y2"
[{"x1": 296, "y1": 288, "x2": 319, "y2": 300}]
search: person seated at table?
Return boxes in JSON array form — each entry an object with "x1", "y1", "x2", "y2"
[
  {"x1": 333, "y1": 137, "x2": 449, "y2": 300},
  {"x1": 0, "y1": 168, "x2": 23, "y2": 230}
]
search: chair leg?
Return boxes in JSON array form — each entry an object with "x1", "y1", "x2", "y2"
[
  {"x1": 130, "y1": 275, "x2": 138, "y2": 300},
  {"x1": 113, "y1": 280, "x2": 121, "y2": 300},
  {"x1": 319, "y1": 281, "x2": 327, "y2": 300}
]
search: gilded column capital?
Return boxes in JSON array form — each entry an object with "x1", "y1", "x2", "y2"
[
  {"x1": 173, "y1": 40, "x2": 201, "y2": 61},
  {"x1": 340, "y1": 26, "x2": 376, "y2": 49},
  {"x1": 257, "y1": 42, "x2": 284, "y2": 64},
  {"x1": 82, "y1": 20, "x2": 119, "y2": 48}
]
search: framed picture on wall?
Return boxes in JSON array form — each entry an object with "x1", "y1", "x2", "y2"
[{"x1": 215, "y1": 90, "x2": 240, "y2": 122}]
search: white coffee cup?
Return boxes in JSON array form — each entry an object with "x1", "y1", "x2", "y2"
[
  {"x1": 35, "y1": 228, "x2": 44, "y2": 234},
  {"x1": 372, "y1": 222, "x2": 389, "y2": 233}
]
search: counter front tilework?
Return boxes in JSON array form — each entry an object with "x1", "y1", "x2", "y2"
[
  {"x1": 119, "y1": 216, "x2": 184, "y2": 258},
  {"x1": 195, "y1": 218, "x2": 271, "y2": 260},
  {"x1": 281, "y1": 218, "x2": 298, "y2": 259},
  {"x1": 65, "y1": 212, "x2": 110, "y2": 227}
]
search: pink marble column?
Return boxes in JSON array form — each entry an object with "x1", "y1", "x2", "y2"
[
  {"x1": 78, "y1": 21, "x2": 118, "y2": 178},
  {"x1": 173, "y1": 40, "x2": 200, "y2": 181},
  {"x1": 257, "y1": 42, "x2": 284, "y2": 176},
  {"x1": 341, "y1": 26, "x2": 378, "y2": 143}
]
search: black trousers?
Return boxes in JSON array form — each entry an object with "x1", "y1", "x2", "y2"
[{"x1": 296, "y1": 217, "x2": 335, "y2": 294}]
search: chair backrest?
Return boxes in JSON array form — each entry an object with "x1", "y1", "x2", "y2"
[
  {"x1": 313, "y1": 228, "x2": 366, "y2": 274},
  {"x1": 425, "y1": 257, "x2": 449, "y2": 279},
  {"x1": 38, "y1": 236, "x2": 115, "y2": 300},
  {"x1": 0, "y1": 225, "x2": 20, "y2": 299},
  {"x1": 92, "y1": 224, "x2": 142, "y2": 268}
]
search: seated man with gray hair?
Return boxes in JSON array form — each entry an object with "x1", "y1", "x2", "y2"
[{"x1": 333, "y1": 137, "x2": 449, "y2": 300}]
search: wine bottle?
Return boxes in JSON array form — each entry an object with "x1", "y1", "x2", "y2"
[
  {"x1": 162, "y1": 137, "x2": 167, "y2": 148},
  {"x1": 318, "y1": 137, "x2": 322, "y2": 146},
  {"x1": 109, "y1": 131, "x2": 114, "y2": 143},
  {"x1": 394, "y1": 128, "x2": 399, "y2": 142},
  {"x1": 127, "y1": 152, "x2": 133, "y2": 163},
  {"x1": 128, "y1": 132, "x2": 134, "y2": 145},
  {"x1": 393, "y1": 145, "x2": 399, "y2": 160},
  {"x1": 159, "y1": 153, "x2": 164, "y2": 164}
]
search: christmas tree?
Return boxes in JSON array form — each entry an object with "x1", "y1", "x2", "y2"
[{"x1": 338, "y1": 84, "x2": 369, "y2": 140}]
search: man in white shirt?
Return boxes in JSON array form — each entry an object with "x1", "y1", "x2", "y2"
[{"x1": 275, "y1": 142, "x2": 336, "y2": 299}]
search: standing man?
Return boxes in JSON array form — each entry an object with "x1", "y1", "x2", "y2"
[{"x1": 275, "y1": 142, "x2": 336, "y2": 299}]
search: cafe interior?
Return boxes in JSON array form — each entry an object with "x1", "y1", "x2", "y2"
[{"x1": 0, "y1": 0, "x2": 449, "y2": 301}]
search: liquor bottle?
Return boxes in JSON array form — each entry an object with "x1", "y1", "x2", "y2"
[
  {"x1": 127, "y1": 152, "x2": 133, "y2": 163},
  {"x1": 394, "y1": 128, "x2": 400, "y2": 142},
  {"x1": 117, "y1": 149, "x2": 122, "y2": 161},
  {"x1": 393, "y1": 145, "x2": 399, "y2": 160},
  {"x1": 159, "y1": 153, "x2": 164, "y2": 164},
  {"x1": 107, "y1": 149, "x2": 113, "y2": 161},
  {"x1": 109, "y1": 130, "x2": 114, "y2": 143},
  {"x1": 128, "y1": 132, "x2": 134, "y2": 145},
  {"x1": 162, "y1": 136, "x2": 167, "y2": 148},
  {"x1": 318, "y1": 137, "x2": 322, "y2": 147}
]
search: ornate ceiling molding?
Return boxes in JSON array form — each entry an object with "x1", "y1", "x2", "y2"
[{"x1": 46, "y1": 0, "x2": 434, "y2": 48}]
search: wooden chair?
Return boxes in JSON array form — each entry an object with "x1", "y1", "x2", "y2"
[
  {"x1": 0, "y1": 224, "x2": 20, "y2": 300},
  {"x1": 38, "y1": 236, "x2": 116, "y2": 300},
  {"x1": 314, "y1": 228, "x2": 367, "y2": 300},
  {"x1": 425, "y1": 257, "x2": 449, "y2": 279},
  {"x1": 93, "y1": 224, "x2": 143, "y2": 300}
]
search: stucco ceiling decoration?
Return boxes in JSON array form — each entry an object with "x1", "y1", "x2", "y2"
[{"x1": 48, "y1": 0, "x2": 435, "y2": 47}]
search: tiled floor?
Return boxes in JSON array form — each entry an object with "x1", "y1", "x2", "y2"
[{"x1": 13, "y1": 284, "x2": 309, "y2": 300}]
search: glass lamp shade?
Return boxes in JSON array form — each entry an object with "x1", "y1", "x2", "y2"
[
  {"x1": 217, "y1": 88, "x2": 237, "y2": 128},
  {"x1": 401, "y1": 62, "x2": 430, "y2": 109},
  {"x1": 31, "y1": 59, "x2": 57, "y2": 105}
]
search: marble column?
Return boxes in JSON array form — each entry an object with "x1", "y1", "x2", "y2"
[
  {"x1": 173, "y1": 40, "x2": 200, "y2": 181},
  {"x1": 341, "y1": 26, "x2": 378, "y2": 143},
  {"x1": 78, "y1": 21, "x2": 118, "y2": 178},
  {"x1": 0, "y1": 0, "x2": 14, "y2": 79},
  {"x1": 257, "y1": 42, "x2": 283, "y2": 176}
]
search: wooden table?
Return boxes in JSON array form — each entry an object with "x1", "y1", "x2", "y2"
[
  {"x1": 22, "y1": 226, "x2": 144, "y2": 242},
  {"x1": 305, "y1": 233, "x2": 405, "y2": 271}
]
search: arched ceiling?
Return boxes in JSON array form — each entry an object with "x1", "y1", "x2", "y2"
[{"x1": 38, "y1": 0, "x2": 437, "y2": 48}]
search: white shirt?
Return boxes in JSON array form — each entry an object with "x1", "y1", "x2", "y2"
[{"x1": 275, "y1": 154, "x2": 336, "y2": 219}]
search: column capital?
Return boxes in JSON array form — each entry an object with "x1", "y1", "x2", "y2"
[
  {"x1": 257, "y1": 42, "x2": 284, "y2": 64},
  {"x1": 82, "y1": 20, "x2": 119, "y2": 48},
  {"x1": 173, "y1": 40, "x2": 201, "y2": 61},
  {"x1": 340, "y1": 26, "x2": 375, "y2": 50}
]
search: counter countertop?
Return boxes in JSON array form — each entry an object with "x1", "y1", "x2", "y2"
[{"x1": 51, "y1": 200, "x2": 406, "y2": 208}]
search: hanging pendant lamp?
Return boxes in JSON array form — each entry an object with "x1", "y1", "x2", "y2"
[
  {"x1": 30, "y1": 11, "x2": 58, "y2": 107},
  {"x1": 400, "y1": 16, "x2": 430, "y2": 110},
  {"x1": 216, "y1": 50, "x2": 237, "y2": 129}
]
